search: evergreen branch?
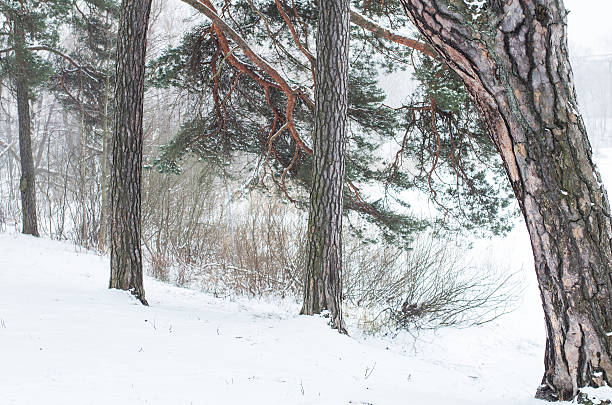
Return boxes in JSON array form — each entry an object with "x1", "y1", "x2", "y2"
[
  {"x1": 178, "y1": 0, "x2": 312, "y2": 156},
  {"x1": 273, "y1": 0, "x2": 315, "y2": 80},
  {"x1": 0, "y1": 45, "x2": 100, "y2": 80},
  {"x1": 349, "y1": 9, "x2": 436, "y2": 58}
]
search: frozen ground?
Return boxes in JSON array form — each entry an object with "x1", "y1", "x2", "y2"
[
  {"x1": 2, "y1": 150, "x2": 612, "y2": 404},
  {"x1": 0, "y1": 230, "x2": 544, "y2": 405}
]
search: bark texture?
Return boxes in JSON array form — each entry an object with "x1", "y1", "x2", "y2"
[
  {"x1": 109, "y1": 0, "x2": 152, "y2": 305},
  {"x1": 14, "y1": 26, "x2": 39, "y2": 237},
  {"x1": 400, "y1": 0, "x2": 612, "y2": 400},
  {"x1": 300, "y1": 0, "x2": 350, "y2": 332}
]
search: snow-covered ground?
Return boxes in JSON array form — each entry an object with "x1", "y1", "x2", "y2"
[
  {"x1": 0, "y1": 231, "x2": 543, "y2": 405},
  {"x1": 2, "y1": 150, "x2": 612, "y2": 404}
]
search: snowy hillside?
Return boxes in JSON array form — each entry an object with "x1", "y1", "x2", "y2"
[
  {"x1": 3, "y1": 152, "x2": 612, "y2": 404},
  {"x1": 0, "y1": 232, "x2": 542, "y2": 405}
]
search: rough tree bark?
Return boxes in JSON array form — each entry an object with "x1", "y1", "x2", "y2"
[
  {"x1": 300, "y1": 0, "x2": 350, "y2": 333},
  {"x1": 14, "y1": 25, "x2": 39, "y2": 237},
  {"x1": 109, "y1": 0, "x2": 152, "y2": 305},
  {"x1": 400, "y1": 0, "x2": 612, "y2": 400}
]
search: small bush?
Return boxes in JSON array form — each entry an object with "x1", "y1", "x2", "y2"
[
  {"x1": 141, "y1": 162, "x2": 306, "y2": 298},
  {"x1": 344, "y1": 234, "x2": 522, "y2": 330}
]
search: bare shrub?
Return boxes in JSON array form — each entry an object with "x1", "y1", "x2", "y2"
[
  {"x1": 140, "y1": 157, "x2": 520, "y2": 329},
  {"x1": 0, "y1": 206, "x2": 5, "y2": 232},
  {"x1": 141, "y1": 160, "x2": 306, "y2": 298},
  {"x1": 149, "y1": 251, "x2": 171, "y2": 282},
  {"x1": 344, "y1": 233, "x2": 522, "y2": 331}
]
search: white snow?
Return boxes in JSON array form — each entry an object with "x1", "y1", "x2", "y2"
[
  {"x1": 3, "y1": 163, "x2": 612, "y2": 404},
  {"x1": 575, "y1": 386, "x2": 612, "y2": 404},
  {"x1": 463, "y1": 0, "x2": 486, "y2": 20},
  {"x1": 0, "y1": 228, "x2": 542, "y2": 405}
]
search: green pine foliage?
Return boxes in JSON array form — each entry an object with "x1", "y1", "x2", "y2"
[
  {"x1": 0, "y1": 0, "x2": 73, "y2": 94},
  {"x1": 401, "y1": 52, "x2": 516, "y2": 235},
  {"x1": 50, "y1": 0, "x2": 119, "y2": 134},
  {"x1": 1, "y1": 1, "x2": 118, "y2": 130},
  {"x1": 146, "y1": 0, "x2": 516, "y2": 245}
]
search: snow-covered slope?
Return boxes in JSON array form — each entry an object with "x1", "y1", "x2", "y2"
[
  {"x1": 3, "y1": 150, "x2": 612, "y2": 404},
  {"x1": 0, "y1": 230, "x2": 542, "y2": 405}
]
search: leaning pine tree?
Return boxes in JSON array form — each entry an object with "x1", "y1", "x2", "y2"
[
  {"x1": 400, "y1": 0, "x2": 612, "y2": 400},
  {"x1": 109, "y1": 0, "x2": 152, "y2": 305},
  {"x1": 301, "y1": 0, "x2": 351, "y2": 332}
]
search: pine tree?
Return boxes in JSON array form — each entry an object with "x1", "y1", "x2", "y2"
[
  {"x1": 109, "y1": 0, "x2": 152, "y2": 305},
  {"x1": 0, "y1": 0, "x2": 72, "y2": 236},
  {"x1": 401, "y1": 0, "x2": 612, "y2": 400},
  {"x1": 147, "y1": 0, "x2": 515, "y2": 247},
  {"x1": 50, "y1": 0, "x2": 119, "y2": 250},
  {"x1": 300, "y1": 0, "x2": 350, "y2": 332}
]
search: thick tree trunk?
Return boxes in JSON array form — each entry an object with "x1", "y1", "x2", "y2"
[
  {"x1": 401, "y1": 0, "x2": 612, "y2": 400},
  {"x1": 300, "y1": 0, "x2": 350, "y2": 333},
  {"x1": 109, "y1": 0, "x2": 152, "y2": 305},
  {"x1": 14, "y1": 26, "x2": 39, "y2": 237}
]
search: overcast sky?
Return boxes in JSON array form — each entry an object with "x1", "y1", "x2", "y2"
[{"x1": 565, "y1": 0, "x2": 612, "y2": 56}]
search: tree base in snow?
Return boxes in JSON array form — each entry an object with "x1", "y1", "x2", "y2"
[
  {"x1": 574, "y1": 391, "x2": 611, "y2": 405},
  {"x1": 537, "y1": 387, "x2": 612, "y2": 404}
]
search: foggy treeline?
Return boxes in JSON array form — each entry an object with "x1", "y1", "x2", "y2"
[
  {"x1": 0, "y1": 0, "x2": 609, "y2": 332},
  {"x1": 0, "y1": 0, "x2": 527, "y2": 331},
  {"x1": 573, "y1": 54, "x2": 612, "y2": 152}
]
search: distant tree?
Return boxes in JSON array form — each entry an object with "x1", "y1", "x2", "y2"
[
  {"x1": 0, "y1": 0, "x2": 72, "y2": 236},
  {"x1": 300, "y1": 0, "x2": 350, "y2": 332},
  {"x1": 50, "y1": 0, "x2": 119, "y2": 250},
  {"x1": 400, "y1": 0, "x2": 612, "y2": 400},
  {"x1": 109, "y1": 0, "x2": 152, "y2": 305}
]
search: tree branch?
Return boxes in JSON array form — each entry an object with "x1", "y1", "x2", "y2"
[
  {"x1": 349, "y1": 9, "x2": 436, "y2": 58},
  {"x1": 0, "y1": 45, "x2": 101, "y2": 80}
]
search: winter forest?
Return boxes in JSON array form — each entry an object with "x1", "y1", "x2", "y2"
[{"x1": 1, "y1": 0, "x2": 612, "y2": 404}]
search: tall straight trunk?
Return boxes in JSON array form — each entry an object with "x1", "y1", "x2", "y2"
[
  {"x1": 98, "y1": 11, "x2": 112, "y2": 253},
  {"x1": 401, "y1": 0, "x2": 612, "y2": 400},
  {"x1": 79, "y1": 75, "x2": 88, "y2": 248},
  {"x1": 109, "y1": 0, "x2": 152, "y2": 305},
  {"x1": 14, "y1": 25, "x2": 38, "y2": 237},
  {"x1": 301, "y1": 0, "x2": 350, "y2": 332},
  {"x1": 98, "y1": 68, "x2": 110, "y2": 252}
]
